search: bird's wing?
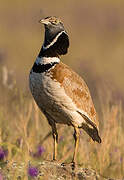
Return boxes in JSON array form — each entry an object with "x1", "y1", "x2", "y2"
[{"x1": 50, "y1": 62, "x2": 99, "y2": 128}]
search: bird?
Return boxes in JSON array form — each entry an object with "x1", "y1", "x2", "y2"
[{"x1": 29, "y1": 16, "x2": 101, "y2": 167}]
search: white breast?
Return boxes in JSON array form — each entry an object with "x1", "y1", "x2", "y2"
[{"x1": 29, "y1": 69, "x2": 86, "y2": 127}]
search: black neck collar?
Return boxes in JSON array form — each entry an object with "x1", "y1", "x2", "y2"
[{"x1": 32, "y1": 61, "x2": 59, "y2": 73}]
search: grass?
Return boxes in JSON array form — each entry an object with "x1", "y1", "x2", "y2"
[
  {"x1": 0, "y1": 1, "x2": 124, "y2": 179},
  {"x1": 0, "y1": 75, "x2": 123, "y2": 179}
]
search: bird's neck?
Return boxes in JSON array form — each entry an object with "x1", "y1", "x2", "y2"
[
  {"x1": 38, "y1": 30, "x2": 69, "y2": 58},
  {"x1": 32, "y1": 30, "x2": 69, "y2": 73}
]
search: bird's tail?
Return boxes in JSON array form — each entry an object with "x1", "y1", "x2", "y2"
[
  {"x1": 81, "y1": 123, "x2": 101, "y2": 143},
  {"x1": 77, "y1": 111, "x2": 102, "y2": 143}
]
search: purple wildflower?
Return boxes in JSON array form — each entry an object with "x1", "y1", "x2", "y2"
[
  {"x1": 0, "y1": 148, "x2": 7, "y2": 161},
  {"x1": 0, "y1": 173, "x2": 3, "y2": 180},
  {"x1": 37, "y1": 146, "x2": 45, "y2": 156},
  {"x1": 33, "y1": 146, "x2": 45, "y2": 158},
  {"x1": 120, "y1": 157, "x2": 123, "y2": 163},
  {"x1": 28, "y1": 166, "x2": 39, "y2": 177}
]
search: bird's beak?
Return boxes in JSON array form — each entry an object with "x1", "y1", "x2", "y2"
[{"x1": 39, "y1": 18, "x2": 50, "y2": 25}]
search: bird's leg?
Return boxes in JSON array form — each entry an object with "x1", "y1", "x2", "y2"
[
  {"x1": 51, "y1": 123, "x2": 58, "y2": 161},
  {"x1": 47, "y1": 115, "x2": 58, "y2": 161},
  {"x1": 72, "y1": 126, "x2": 80, "y2": 167}
]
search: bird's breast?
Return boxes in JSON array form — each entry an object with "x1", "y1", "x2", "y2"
[
  {"x1": 29, "y1": 69, "x2": 70, "y2": 109},
  {"x1": 29, "y1": 69, "x2": 85, "y2": 126}
]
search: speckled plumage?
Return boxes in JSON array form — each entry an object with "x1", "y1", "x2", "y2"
[{"x1": 29, "y1": 16, "x2": 101, "y2": 164}]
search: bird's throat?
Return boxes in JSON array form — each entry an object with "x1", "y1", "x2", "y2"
[{"x1": 38, "y1": 31, "x2": 69, "y2": 58}]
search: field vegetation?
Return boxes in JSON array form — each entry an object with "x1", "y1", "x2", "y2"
[{"x1": 0, "y1": 0, "x2": 124, "y2": 179}]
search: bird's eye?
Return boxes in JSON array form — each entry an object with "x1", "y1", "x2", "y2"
[{"x1": 51, "y1": 20, "x2": 58, "y2": 25}]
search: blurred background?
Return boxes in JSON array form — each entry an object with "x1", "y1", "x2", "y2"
[
  {"x1": 0, "y1": 0, "x2": 124, "y2": 179},
  {"x1": 0, "y1": 0, "x2": 124, "y2": 98}
]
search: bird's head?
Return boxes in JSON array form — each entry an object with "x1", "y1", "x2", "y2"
[
  {"x1": 39, "y1": 16, "x2": 64, "y2": 32},
  {"x1": 39, "y1": 16, "x2": 69, "y2": 56}
]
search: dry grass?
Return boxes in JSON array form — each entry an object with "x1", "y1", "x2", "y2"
[
  {"x1": 0, "y1": 0, "x2": 124, "y2": 179},
  {"x1": 0, "y1": 78, "x2": 123, "y2": 179}
]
